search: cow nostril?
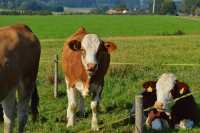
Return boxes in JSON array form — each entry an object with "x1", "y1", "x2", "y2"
[{"x1": 87, "y1": 63, "x2": 96, "y2": 71}]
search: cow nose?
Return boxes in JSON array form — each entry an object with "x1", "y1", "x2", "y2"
[
  {"x1": 87, "y1": 63, "x2": 96, "y2": 71},
  {"x1": 154, "y1": 101, "x2": 164, "y2": 111}
]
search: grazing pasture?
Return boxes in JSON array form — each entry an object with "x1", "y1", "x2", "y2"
[{"x1": 0, "y1": 15, "x2": 200, "y2": 132}]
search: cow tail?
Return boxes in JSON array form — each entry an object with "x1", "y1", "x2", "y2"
[{"x1": 31, "y1": 83, "x2": 39, "y2": 122}]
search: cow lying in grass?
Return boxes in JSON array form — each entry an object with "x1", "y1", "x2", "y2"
[
  {"x1": 131, "y1": 74, "x2": 199, "y2": 130},
  {"x1": 61, "y1": 27, "x2": 117, "y2": 130},
  {"x1": 154, "y1": 73, "x2": 199, "y2": 129}
]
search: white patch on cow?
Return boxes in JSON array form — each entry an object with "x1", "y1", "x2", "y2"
[
  {"x1": 66, "y1": 87, "x2": 77, "y2": 127},
  {"x1": 1, "y1": 89, "x2": 16, "y2": 133},
  {"x1": 152, "y1": 118, "x2": 162, "y2": 130},
  {"x1": 156, "y1": 73, "x2": 176, "y2": 109},
  {"x1": 176, "y1": 119, "x2": 194, "y2": 129},
  {"x1": 91, "y1": 98, "x2": 99, "y2": 131},
  {"x1": 81, "y1": 34, "x2": 100, "y2": 70},
  {"x1": 75, "y1": 81, "x2": 89, "y2": 97}
]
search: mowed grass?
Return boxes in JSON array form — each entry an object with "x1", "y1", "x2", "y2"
[
  {"x1": 0, "y1": 16, "x2": 200, "y2": 132},
  {"x1": 0, "y1": 15, "x2": 200, "y2": 38}
]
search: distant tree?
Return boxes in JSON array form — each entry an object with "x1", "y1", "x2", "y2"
[
  {"x1": 114, "y1": 0, "x2": 127, "y2": 9},
  {"x1": 181, "y1": 0, "x2": 200, "y2": 14},
  {"x1": 20, "y1": 0, "x2": 43, "y2": 11},
  {"x1": 195, "y1": 7, "x2": 200, "y2": 15},
  {"x1": 7, "y1": 0, "x2": 16, "y2": 9},
  {"x1": 149, "y1": 0, "x2": 164, "y2": 14},
  {"x1": 161, "y1": 0, "x2": 177, "y2": 15}
]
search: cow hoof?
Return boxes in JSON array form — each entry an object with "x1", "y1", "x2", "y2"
[
  {"x1": 91, "y1": 125, "x2": 99, "y2": 131},
  {"x1": 67, "y1": 123, "x2": 74, "y2": 128},
  {"x1": 92, "y1": 127, "x2": 99, "y2": 131}
]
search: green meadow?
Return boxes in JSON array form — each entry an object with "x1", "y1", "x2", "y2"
[
  {"x1": 0, "y1": 15, "x2": 200, "y2": 132},
  {"x1": 0, "y1": 15, "x2": 200, "y2": 38}
]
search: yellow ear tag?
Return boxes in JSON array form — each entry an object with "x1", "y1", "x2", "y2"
[
  {"x1": 180, "y1": 88, "x2": 184, "y2": 95},
  {"x1": 147, "y1": 86, "x2": 153, "y2": 92}
]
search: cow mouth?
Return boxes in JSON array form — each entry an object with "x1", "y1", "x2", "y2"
[{"x1": 87, "y1": 71, "x2": 95, "y2": 77}]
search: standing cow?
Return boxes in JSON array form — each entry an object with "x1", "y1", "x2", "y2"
[
  {"x1": 0, "y1": 24, "x2": 40, "y2": 133},
  {"x1": 61, "y1": 27, "x2": 117, "y2": 130}
]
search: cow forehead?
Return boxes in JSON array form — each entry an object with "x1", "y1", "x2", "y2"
[{"x1": 81, "y1": 34, "x2": 101, "y2": 51}]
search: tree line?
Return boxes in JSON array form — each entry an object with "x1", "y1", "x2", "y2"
[{"x1": 0, "y1": 0, "x2": 199, "y2": 16}]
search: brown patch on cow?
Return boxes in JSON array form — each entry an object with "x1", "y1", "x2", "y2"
[{"x1": 61, "y1": 27, "x2": 89, "y2": 89}]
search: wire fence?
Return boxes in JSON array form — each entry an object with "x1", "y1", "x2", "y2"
[
  {"x1": 38, "y1": 53, "x2": 200, "y2": 132},
  {"x1": 79, "y1": 90, "x2": 200, "y2": 133}
]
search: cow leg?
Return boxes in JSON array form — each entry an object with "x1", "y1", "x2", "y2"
[
  {"x1": 0, "y1": 104, "x2": 4, "y2": 122},
  {"x1": 90, "y1": 85, "x2": 102, "y2": 131},
  {"x1": 79, "y1": 94, "x2": 85, "y2": 117},
  {"x1": 18, "y1": 79, "x2": 33, "y2": 133},
  {"x1": 2, "y1": 89, "x2": 16, "y2": 133},
  {"x1": 91, "y1": 96, "x2": 100, "y2": 131},
  {"x1": 67, "y1": 88, "x2": 77, "y2": 127}
]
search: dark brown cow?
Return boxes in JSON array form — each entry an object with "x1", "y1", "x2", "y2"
[
  {"x1": 0, "y1": 24, "x2": 40, "y2": 133},
  {"x1": 154, "y1": 73, "x2": 199, "y2": 128},
  {"x1": 0, "y1": 104, "x2": 3, "y2": 122},
  {"x1": 61, "y1": 27, "x2": 117, "y2": 130}
]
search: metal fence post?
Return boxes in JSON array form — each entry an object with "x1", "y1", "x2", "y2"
[
  {"x1": 134, "y1": 95, "x2": 143, "y2": 133},
  {"x1": 54, "y1": 54, "x2": 58, "y2": 98}
]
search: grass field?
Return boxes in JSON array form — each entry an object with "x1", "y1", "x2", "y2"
[
  {"x1": 0, "y1": 15, "x2": 200, "y2": 133},
  {"x1": 0, "y1": 15, "x2": 200, "y2": 38}
]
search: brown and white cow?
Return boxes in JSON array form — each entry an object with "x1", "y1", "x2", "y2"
[
  {"x1": 61, "y1": 27, "x2": 117, "y2": 130},
  {"x1": 154, "y1": 73, "x2": 199, "y2": 128},
  {"x1": 0, "y1": 24, "x2": 40, "y2": 133}
]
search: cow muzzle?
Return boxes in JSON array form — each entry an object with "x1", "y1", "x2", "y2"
[
  {"x1": 154, "y1": 101, "x2": 166, "y2": 111},
  {"x1": 87, "y1": 63, "x2": 98, "y2": 76}
]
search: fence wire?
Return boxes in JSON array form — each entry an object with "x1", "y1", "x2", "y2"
[{"x1": 79, "y1": 90, "x2": 200, "y2": 133}]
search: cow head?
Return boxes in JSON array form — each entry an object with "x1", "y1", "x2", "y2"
[
  {"x1": 68, "y1": 33, "x2": 117, "y2": 78},
  {"x1": 154, "y1": 73, "x2": 176, "y2": 111},
  {"x1": 142, "y1": 81, "x2": 157, "y2": 112}
]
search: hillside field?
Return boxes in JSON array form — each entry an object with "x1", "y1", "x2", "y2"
[{"x1": 0, "y1": 15, "x2": 200, "y2": 133}]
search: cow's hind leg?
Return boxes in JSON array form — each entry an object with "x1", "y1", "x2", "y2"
[
  {"x1": 0, "y1": 104, "x2": 4, "y2": 122},
  {"x1": 18, "y1": 79, "x2": 34, "y2": 133},
  {"x1": 79, "y1": 94, "x2": 85, "y2": 117},
  {"x1": 2, "y1": 89, "x2": 16, "y2": 133},
  {"x1": 67, "y1": 88, "x2": 77, "y2": 127}
]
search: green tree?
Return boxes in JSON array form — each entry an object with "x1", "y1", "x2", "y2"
[
  {"x1": 161, "y1": 0, "x2": 177, "y2": 15},
  {"x1": 181, "y1": 0, "x2": 200, "y2": 14},
  {"x1": 149, "y1": 0, "x2": 164, "y2": 14}
]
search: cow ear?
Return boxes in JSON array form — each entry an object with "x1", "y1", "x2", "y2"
[
  {"x1": 68, "y1": 40, "x2": 81, "y2": 51},
  {"x1": 104, "y1": 41, "x2": 117, "y2": 53}
]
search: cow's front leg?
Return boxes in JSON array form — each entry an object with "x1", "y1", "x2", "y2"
[
  {"x1": 91, "y1": 98, "x2": 99, "y2": 131},
  {"x1": 90, "y1": 86, "x2": 102, "y2": 131},
  {"x1": 67, "y1": 88, "x2": 77, "y2": 127}
]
